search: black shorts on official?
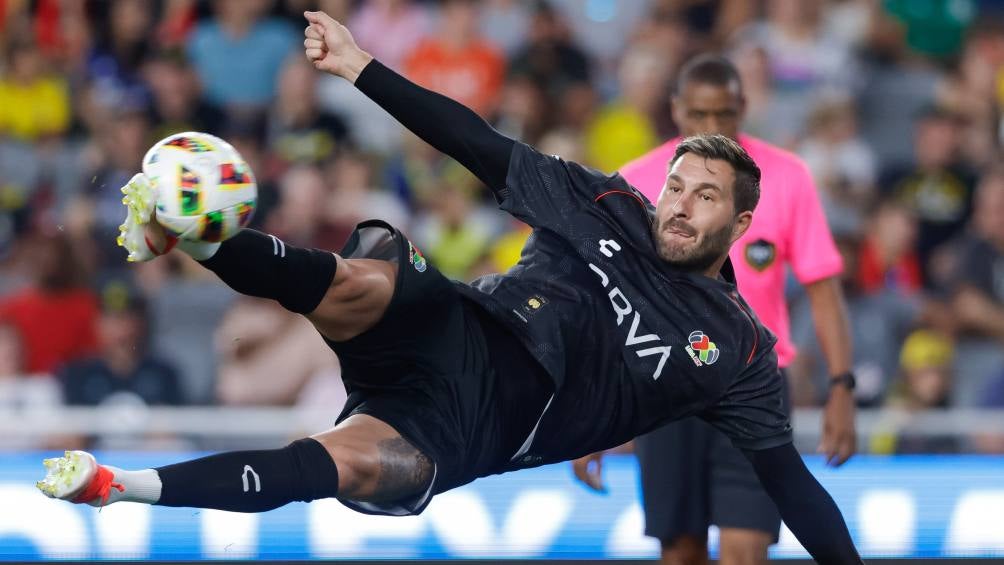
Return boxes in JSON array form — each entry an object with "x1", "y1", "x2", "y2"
[
  {"x1": 324, "y1": 220, "x2": 550, "y2": 516},
  {"x1": 634, "y1": 372, "x2": 791, "y2": 544}
]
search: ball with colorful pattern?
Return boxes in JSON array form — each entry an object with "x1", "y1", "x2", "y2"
[{"x1": 142, "y1": 131, "x2": 258, "y2": 243}]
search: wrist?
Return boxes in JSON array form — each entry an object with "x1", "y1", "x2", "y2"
[
  {"x1": 828, "y1": 371, "x2": 856, "y2": 393},
  {"x1": 342, "y1": 49, "x2": 374, "y2": 83}
]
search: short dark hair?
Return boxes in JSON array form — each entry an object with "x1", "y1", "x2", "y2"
[
  {"x1": 671, "y1": 134, "x2": 761, "y2": 214},
  {"x1": 674, "y1": 54, "x2": 743, "y2": 96}
]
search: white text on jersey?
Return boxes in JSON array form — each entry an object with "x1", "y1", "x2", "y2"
[{"x1": 589, "y1": 239, "x2": 672, "y2": 380}]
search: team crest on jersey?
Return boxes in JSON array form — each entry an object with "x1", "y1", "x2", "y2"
[
  {"x1": 744, "y1": 239, "x2": 776, "y2": 272},
  {"x1": 408, "y1": 242, "x2": 427, "y2": 273},
  {"x1": 521, "y1": 294, "x2": 549, "y2": 316},
  {"x1": 685, "y1": 330, "x2": 719, "y2": 366}
]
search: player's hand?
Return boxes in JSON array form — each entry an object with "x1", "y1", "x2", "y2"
[
  {"x1": 303, "y1": 11, "x2": 372, "y2": 82},
  {"x1": 572, "y1": 452, "x2": 607, "y2": 493},
  {"x1": 818, "y1": 384, "x2": 856, "y2": 467}
]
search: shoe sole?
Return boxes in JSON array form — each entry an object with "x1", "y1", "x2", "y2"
[
  {"x1": 117, "y1": 176, "x2": 157, "y2": 262},
  {"x1": 36, "y1": 450, "x2": 97, "y2": 500}
]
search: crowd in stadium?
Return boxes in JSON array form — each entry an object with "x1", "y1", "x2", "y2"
[{"x1": 0, "y1": 0, "x2": 1003, "y2": 454}]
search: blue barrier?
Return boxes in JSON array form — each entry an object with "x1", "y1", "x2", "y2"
[{"x1": 1, "y1": 453, "x2": 1003, "y2": 560}]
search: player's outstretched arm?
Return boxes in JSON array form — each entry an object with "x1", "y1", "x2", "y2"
[
  {"x1": 302, "y1": 10, "x2": 513, "y2": 194},
  {"x1": 743, "y1": 443, "x2": 864, "y2": 564}
]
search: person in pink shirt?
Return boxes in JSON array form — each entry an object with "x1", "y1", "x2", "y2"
[{"x1": 573, "y1": 55, "x2": 856, "y2": 565}]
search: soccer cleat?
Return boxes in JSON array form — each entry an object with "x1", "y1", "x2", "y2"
[
  {"x1": 117, "y1": 173, "x2": 175, "y2": 262},
  {"x1": 36, "y1": 451, "x2": 123, "y2": 507}
]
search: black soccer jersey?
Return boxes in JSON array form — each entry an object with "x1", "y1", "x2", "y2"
[
  {"x1": 456, "y1": 142, "x2": 791, "y2": 456},
  {"x1": 351, "y1": 59, "x2": 860, "y2": 564}
]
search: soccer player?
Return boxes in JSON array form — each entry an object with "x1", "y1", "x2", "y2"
[
  {"x1": 573, "y1": 55, "x2": 856, "y2": 565},
  {"x1": 36, "y1": 12, "x2": 862, "y2": 564}
]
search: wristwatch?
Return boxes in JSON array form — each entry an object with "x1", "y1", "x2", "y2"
[{"x1": 829, "y1": 371, "x2": 856, "y2": 390}]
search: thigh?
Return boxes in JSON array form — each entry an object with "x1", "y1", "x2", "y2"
[
  {"x1": 331, "y1": 370, "x2": 490, "y2": 515},
  {"x1": 325, "y1": 221, "x2": 468, "y2": 387},
  {"x1": 311, "y1": 413, "x2": 430, "y2": 502},
  {"x1": 634, "y1": 417, "x2": 716, "y2": 543}
]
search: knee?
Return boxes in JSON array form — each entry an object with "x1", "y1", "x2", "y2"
[
  {"x1": 327, "y1": 442, "x2": 381, "y2": 499},
  {"x1": 718, "y1": 529, "x2": 771, "y2": 565},
  {"x1": 661, "y1": 536, "x2": 708, "y2": 565}
]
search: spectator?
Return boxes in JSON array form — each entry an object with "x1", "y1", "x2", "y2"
[
  {"x1": 732, "y1": 0, "x2": 856, "y2": 146},
  {"x1": 729, "y1": 44, "x2": 774, "y2": 142},
  {"x1": 855, "y1": 6, "x2": 943, "y2": 168},
  {"x1": 870, "y1": 329, "x2": 959, "y2": 454},
  {"x1": 507, "y1": 2, "x2": 594, "y2": 135},
  {"x1": 265, "y1": 164, "x2": 342, "y2": 250},
  {"x1": 348, "y1": 0, "x2": 430, "y2": 71},
  {"x1": 404, "y1": 0, "x2": 505, "y2": 117},
  {"x1": 58, "y1": 279, "x2": 182, "y2": 407},
  {"x1": 143, "y1": 49, "x2": 222, "y2": 142},
  {"x1": 508, "y1": 1, "x2": 591, "y2": 101},
  {"x1": 937, "y1": 19, "x2": 1004, "y2": 168},
  {"x1": 948, "y1": 166, "x2": 1004, "y2": 343},
  {"x1": 880, "y1": 106, "x2": 976, "y2": 283},
  {"x1": 791, "y1": 234, "x2": 919, "y2": 406},
  {"x1": 856, "y1": 199, "x2": 922, "y2": 296},
  {"x1": 0, "y1": 39, "x2": 71, "y2": 142},
  {"x1": 797, "y1": 94, "x2": 876, "y2": 234},
  {"x1": 882, "y1": 0, "x2": 976, "y2": 61},
  {"x1": 0, "y1": 320, "x2": 63, "y2": 449},
  {"x1": 85, "y1": 0, "x2": 154, "y2": 114},
  {"x1": 494, "y1": 76, "x2": 551, "y2": 143},
  {"x1": 0, "y1": 232, "x2": 99, "y2": 375},
  {"x1": 972, "y1": 368, "x2": 1004, "y2": 453},
  {"x1": 265, "y1": 56, "x2": 351, "y2": 170},
  {"x1": 187, "y1": 0, "x2": 297, "y2": 112},
  {"x1": 585, "y1": 45, "x2": 667, "y2": 172},
  {"x1": 136, "y1": 254, "x2": 236, "y2": 405},
  {"x1": 479, "y1": 0, "x2": 531, "y2": 55},
  {"x1": 546, "y1": 0, "x2": 650, "y2": 73},
  {"x1": 324, "y1": 150, "x2": 409, "y2": 244},
  {"x1": 81, "y1": 108, "x2": 152, "y2": 270},
  {"x1": 215, "y1": 296, "x2": 342, "y2": 407},
  {"x1": 155, "y1": 0, "x2": 198, "y2": 49},
  {"x1": 413, "y1": 180, "x2": 491, "y2": 280}
]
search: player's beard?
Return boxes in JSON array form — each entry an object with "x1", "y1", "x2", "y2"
[{"x1": 652, "y1": 217, "x2": 735, "y2": 273}]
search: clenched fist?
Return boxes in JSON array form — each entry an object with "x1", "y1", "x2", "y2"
[{"x1": 303, "y1": 11, "x2": 373, "y2": 83}]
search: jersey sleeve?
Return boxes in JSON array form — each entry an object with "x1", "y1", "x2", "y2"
[
  {"x1": 786, "y1": 160, "x2": 844, "y2": 284},
  {"x1": 700, "y1": 345, "x2": 793, "y2": 451},
  {"x1": 499, "y1": 141, "x2": 646, "y2": 228}
]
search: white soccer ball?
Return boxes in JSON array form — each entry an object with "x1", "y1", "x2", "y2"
[{"x1": 142, "y1": 131, "x2": 258, "y2": 243}]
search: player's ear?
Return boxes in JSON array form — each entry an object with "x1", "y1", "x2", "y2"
[{"x1": 730, "y1": 210, "x2": 753, "y2": 244}]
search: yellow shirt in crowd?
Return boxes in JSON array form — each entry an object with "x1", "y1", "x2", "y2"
[{"x1": 0, "y1": 77, "x2": 70, "y2": 141}]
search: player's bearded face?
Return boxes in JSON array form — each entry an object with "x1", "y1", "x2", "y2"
[
  {"x1": 652, "y1": 213, "x2": 735, "y2": 271},
  {"x1": 653, "y1": 154, "x2": 742, "y2": 272}
]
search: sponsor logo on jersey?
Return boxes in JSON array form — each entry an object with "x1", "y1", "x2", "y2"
[
  {"x1": 522, "y1": 294, "x2": 549, "y2": 317},
  {"x1": 685, "y1": 330, "x2": 719, "y2": 366},
  {"x1": 408, "y1": 242, "x2": 427, "y2": 273},
  {"x1": 744, "y1": 239, "x2": 776, "y2": 272},
  {"x1": 588, "y1": 238, "x2": 672, "y2": 380}
]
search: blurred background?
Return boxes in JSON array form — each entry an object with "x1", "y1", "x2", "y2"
[{"x1": 2, "y1": 0, "x2": 1004, "y2": 561}]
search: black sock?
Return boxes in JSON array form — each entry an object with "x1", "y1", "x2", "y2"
[
  {"x1": 200, "y1": 230, "x2": 337, "y2": 314},
  {"x1": 155, "y1": 438, "x2": 339, "y2": 512}
]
